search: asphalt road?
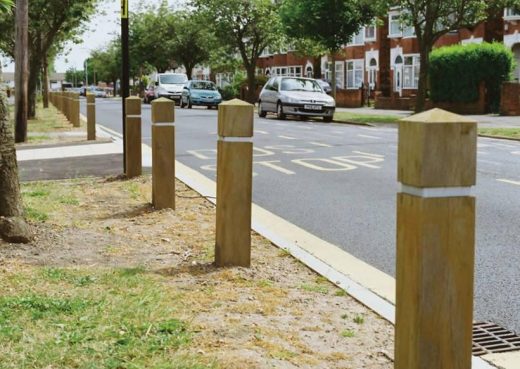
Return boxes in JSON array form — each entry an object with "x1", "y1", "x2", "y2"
[{"x1": 83, "y1": 98, "x2": 520, "y2": 333}]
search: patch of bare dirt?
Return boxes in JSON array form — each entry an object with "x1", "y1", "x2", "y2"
[{"x1": 1, "y1": 176, "x2": 394, "y2": 369}]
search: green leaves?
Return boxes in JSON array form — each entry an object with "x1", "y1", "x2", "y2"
[{"x1": 0, "y1": 0, "x2": 13, "y2": 13}]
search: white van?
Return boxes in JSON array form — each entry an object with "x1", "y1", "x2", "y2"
[{"x1": 153, "y1": 73, "x2": 188, "y2": 103}]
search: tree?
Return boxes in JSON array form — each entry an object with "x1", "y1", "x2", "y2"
[
  {"x1": 172, "y1": 12, "x2": 212, "y2": 79},
  {"x1": 129, "y1": 3, "x2": 177, "y2": 73},
  {"x1": 280, "y1": 0, "x2": 376, "y2": 98},
  {"x1": 192, "y1": 0, "x2": 285, "y2": 103},
  {"x1": 0, "y1": 0, "x2": 32, "y2": 243},
  {"x1": 0, "y1": 0, "x2": 98, "y2": 124},
  {"x1": 89, "y1": 40, "x2": 122, "y2": 95}
]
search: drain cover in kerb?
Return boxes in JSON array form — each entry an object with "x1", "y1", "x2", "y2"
[{"x1": 472, "y1": 322, "x2": 520, "y2": 356}]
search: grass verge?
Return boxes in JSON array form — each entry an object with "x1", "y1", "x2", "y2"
[
  {"x1": 333, "y1": 112, "x2": 403, "y2": 125},
  {"x1": 0, "y1": 265, "x2": 215, "y2": 369},
  {"x1": 478, "y1": 128, "x2": 520, "y2": 140}
]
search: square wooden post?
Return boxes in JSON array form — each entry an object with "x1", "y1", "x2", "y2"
[
  {"x1": 215, "y1": 99, "x2": 254, "y2": 267},
  {"x1": 64, "y1": 92, "x2": 70, "y2": 122},
  {"x1": 151, "y1": 98, "x2": 175, "y2": 210},
  {"x1": 86, "y1": 93, "x2": 96, "y2": 141},
  {"x1": 71, "y1": 92, "x2": 80, "y2": 127},
  {"x1": 125, "y1": 96, "x2": 142, "y2": 178},
  {"x1": 395, "y1": 108, "x2": 477, "y2": 369}
]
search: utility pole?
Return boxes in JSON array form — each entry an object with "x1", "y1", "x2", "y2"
[
  {"x1": 85, "y1": 59, "x2": 89, "y2": 87},
  {"x1": 14, "y1": 0, "x2": 28, "y2": 143},
  {"x1": 121, "y1": 0, "x2": 129, "y2": 173}
]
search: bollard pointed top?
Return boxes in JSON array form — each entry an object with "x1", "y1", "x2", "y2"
[
  {"x1": 220, "y1": 98, "x2": 253, "y2": 107},
  {"x1": 126, "y1": 96, "x2": 141, "y2": 100},
  {"x1": 401, "y1": 108, "x2": 476, "y2": 124},
  {"x1": 153, "y1": 97, "x2": 174, "y2": 104}
]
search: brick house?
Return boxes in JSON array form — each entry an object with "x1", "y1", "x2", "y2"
[{"x1": 255, "y1": 8, "x2": 520, "y2": 111}]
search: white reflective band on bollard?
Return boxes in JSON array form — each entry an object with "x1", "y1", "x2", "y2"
[
  {"x1": 126, "y1": 114, "x2": 141, "y2": 118},
  {"x1": 153, "y1": 122, "x2": 175, "y2": 127},
  {"x1": 218, "y1": 136, "x2": 253, "y2": 143},
  {"x1": 399, "y1": 183, "x2": 475, "y2": 198}
]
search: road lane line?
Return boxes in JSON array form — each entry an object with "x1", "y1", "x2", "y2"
[
  {"x1": 278, "y1": 135, "x2": 298, "y2": 140},
  {"x1": 309, "y1": 142, "x2": 333, "y2": 148},
  {"x1": 497, "y1": 179, "x2": 520, "y2": 186},
  {"x1": 255, "y1": 161, "x2": 295, "y2": 175},
  {"x1": 477, "y1": 151, "x2": 488, "y2": 155},
  {"x1": 255, "y1": 130, "x2": 269, "y2": 134},
  {"x1": 352, "y1": 150, "x2": 384, "y2": 158},
  {"x1": 357, "y1": 134, "x2": 382, "y2": 140}
]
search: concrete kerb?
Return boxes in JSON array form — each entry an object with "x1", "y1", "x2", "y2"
[{"x1": 94, "y1": 122, "x2": 498, "y2": 369}]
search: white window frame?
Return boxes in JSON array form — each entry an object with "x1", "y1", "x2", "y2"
[
  {"x1": 505, "y1": 8, "x2": 520, "y2": 20},
  {"x1": 402, "y1": 54, "x2": 420, "y2": 89},
  {"x1": 389, "y1": 10, "x2": 416, "y2": 38},
  {"x1": 365, "y1": 24, "x2": 377, "y2": 42},
  {"x1": 346, "y1": 59, "x2": 364, "y2": 89},
  {"x1": 348, "y1": 28, "x2": 365, "y2": 46}
]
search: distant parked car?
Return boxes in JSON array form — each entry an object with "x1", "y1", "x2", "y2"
[
  {"x1": 180, "y1": 80, "x2": 222, "y2": 109},
  {"x1": 316, "y1": 79, "x2": 332, "y2": 94},
  {"x1": 92, "y1": 88, "x2": 107, "y2": 98},
  {"x1": 258, "y1": 77, "x2": 335, "y2": 122},
  {"x1": 144, "y1": 85, "x2": 155, "y2": 104}
]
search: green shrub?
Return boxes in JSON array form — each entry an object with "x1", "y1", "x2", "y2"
[{"x1": 429, "y1": 43, "x2": 515, "y2": 112}]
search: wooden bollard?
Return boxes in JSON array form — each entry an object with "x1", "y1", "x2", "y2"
[
  {"x1": 215, "y1": 99, "x2": 254, "y2": 267},
  {"x1": 125, "y1": 96, "x2": 142, "y2": 178},
  {"x1": 63, "y1": 92, "x2": 70, "y2": 121},
  {"x1": 71, "y1": 92, "x2": 80, "y2": 127},
  {"x1": 86, "y1": 93, "x2": 96, "y2": 140},
  {"x1": 395, "y1": 108, "x2": 477, "y2": 369},
  {"x1": 151, "y1": 97, "x2": 175, "y2": 209}
]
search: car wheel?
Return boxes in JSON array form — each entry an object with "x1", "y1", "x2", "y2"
[
  {"x1": 323, "y1": 116, "x2": 333, "y2": 123},
  {"x1": 188, "y1": 98, "x2": 193, "y2": 109},
  {"x1": 180, "y1": 98, "x2": 185, "y2": 108},
  {"x1": 258, "y1": 101, "x2": 267, "y2": 118},
  {"x1": 276, "y1": 102, "x2": 286, "y2": 120}
]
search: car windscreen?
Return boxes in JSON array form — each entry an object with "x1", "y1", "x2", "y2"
[
  {"x1": 280, "y1": 78, "x2": 323, "y2": 92},
  {"x1": 160, "y1": 75, "x2": 187, "y2": 84},
  {"x1": 191, "y1": 81, "x2": 217, "y2": 90}
]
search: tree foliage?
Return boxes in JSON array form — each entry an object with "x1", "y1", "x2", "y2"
[
  {"x1": 280, "y1": 0, "x2": 376, "y2": 96},
  {"x1": 191, "y1": 0, "x2": 285, "y2": 102}
]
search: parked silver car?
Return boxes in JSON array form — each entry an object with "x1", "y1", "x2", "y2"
[{"x1": 258, "y1": 77, "x2": 335, "y2": 122}]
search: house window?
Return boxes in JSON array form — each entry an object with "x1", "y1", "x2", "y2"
[
  {"x1": 335, "y1": 61, "x2": 345, "y2": 89},
  {"x1": 365, "y1": 24, "x2": 376, "y2": 41},
  {"x1": 403, "y1": 55, "x2": 420, "y2": 89},
  {"x1": 349, "y1": 29, "x2": 364, "y2": 45},
  {"x1": 389, "y1": 13, "x2": 401, "y2": 37},
  {"x1": 505, "y1": 8, "x2": 520, "y2": 19},
  {"x1": 346, "y1": 59, "x2": 364, "y2": 89},
  {"x1": 402, "y1": 24, "x2": 415, "y2": 37},
  {"x1": 288, "y1": 66, "x2": 302, "y2": 77}
]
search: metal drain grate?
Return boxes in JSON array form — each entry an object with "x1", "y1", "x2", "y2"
[{"x1": 473, "y1": 322, "x2": 520, "y2": 356}]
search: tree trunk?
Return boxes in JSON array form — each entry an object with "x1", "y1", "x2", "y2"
[
  {"x1": 331, "y1": 53, "x2": 337, "y2": 100},
  {"x1": 185, "y1": 65, "x2": 194, "y2": 80},
  {"x1": 245, "y1": 66, "x2": 257, "y2": 104},
  {"x1": 484, "y1": 7, "x2": 504, "y2": 43},
  {"x1": 313, "y1": 57, "x2": 322, "y2": 79},
  {"x1": 415, "y1": 45, "x2": 432, "y2": 113},
  {"x1": 0, "y1": 77, "x2": 32, "y2": 243},
  {"x1": 42, "y1": 57, "x2": 49, "y2": 109},
  {"x1": 14, "y1": 0, "x2": 29, "y2": 143}
]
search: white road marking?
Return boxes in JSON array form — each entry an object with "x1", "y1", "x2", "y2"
[
  {"x1": 358, "y1": 134, "x2": 382, "y2": 140},
  {"x1": 497, "y1": 179, "x2": 520, "y2": 186},
  {"x1": 278, "y1": 135, "x2": 298, "y2": 140},
  {"x1": 359, "y1": 127, "x2": 376, "y2": 131},
  {"x1": 352, "y1": 150, "x2": 384, "y2": 158},
  {"x1": 309, "y1": 142, "x2": 333, "y2": 148},
  {"x1": 255, "y1": 161, "x2": 295, "y2": 175},
  {"x1": 187, "y1": 149, "x2": 217, "y2": 160},
  {"x1": 493, "y1": 143, "x2": 516, "y2": 149},
  {"x1": 255, "y1": 130, "x2": 269, "y2": 134},
  {"x1": 292, "y1": 158, "x2": 357, "y2": 171},
  {"x1": 333, "y1": 155, "x2": 383, "y2": 169},
  {"x1": 265, "y1": 145, "x2": 314, "y2": 154},
  {"x1": 253, "y1": 147, "x2": 275, "y2": 157},
  {"x1": 477, "y1": 151, "x2": 488, "y2": 155},
  {"x1": 512, "y1": 151, "x2": 520, "y2": 156}
]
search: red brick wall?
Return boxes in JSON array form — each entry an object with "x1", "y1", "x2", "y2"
[
  {"x1": 335, "y1": 89, "x2": 363, "y2": 108},
  {"x1": 500, "y1": 82, "x2": 520, "y2": 115}
]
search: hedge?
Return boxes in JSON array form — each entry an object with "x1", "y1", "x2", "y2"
[{"x1": 429, "y1": 42, "x2": 515, "y2": 112}]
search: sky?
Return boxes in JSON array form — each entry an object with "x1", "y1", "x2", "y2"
[{"x1": 3, "y1": 0, "x2": 185, "y2": 73}]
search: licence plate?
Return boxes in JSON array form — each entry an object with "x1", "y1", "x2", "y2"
[{"x1": 304, "y1": 104, "x2": 322, "y2": 111}]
